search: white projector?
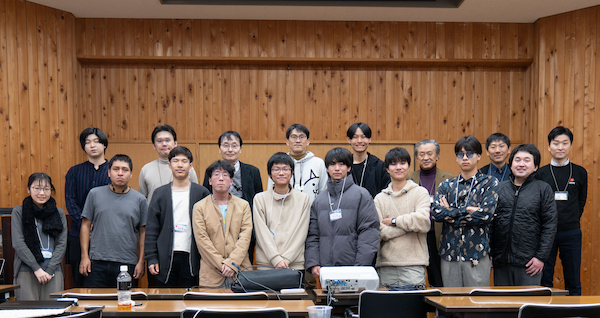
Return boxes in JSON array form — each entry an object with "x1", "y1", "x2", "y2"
[{"x1": 319, "y1": 266, "x2": 380, "y2": 292}]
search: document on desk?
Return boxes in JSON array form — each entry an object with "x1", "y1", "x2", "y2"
[{"x1": 0, "y1": 300, "x2": 74, "y2": 318}]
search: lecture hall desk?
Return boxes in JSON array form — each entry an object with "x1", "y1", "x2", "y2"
[
  {"x1": 313, "y1": 286, "x2": 569, "y2": 306},
  {"x1": 425, "y1": 295, "x2": 600, "y2": 318},
  {"x1": 0, "y1": 285, "x2": 19, "y2": 301},
  {"x1": 51, "y1": 287, "x2": 308, "y2": 300},
  {"x1": 70, "y1": 299, "x2": 314, "y2": 317}
]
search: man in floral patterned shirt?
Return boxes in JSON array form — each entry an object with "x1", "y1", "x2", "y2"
[{"x1": 433, "y1": 135, "x2": 499, "y2": 287}]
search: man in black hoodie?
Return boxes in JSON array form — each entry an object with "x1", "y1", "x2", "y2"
[
  {"x1": 346, "y1": 123, "x2": 390, "y2": 198},
  {"x1": 491, "y1": 144, "x2": 557, "y2": 286}
]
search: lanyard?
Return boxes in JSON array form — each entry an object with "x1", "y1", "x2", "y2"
[
  {"x1": 354, "y1": 156, "x2": 368, "y2": 187},
  {"x1": 388, "y1": 190, "x2": 409, "y2": 216},
  {"x1": 35, "y1": 219, "x2": 50, "y2": 251},
  {"x1": 328, "y1": 177, "x2": 347, "y2": 213},
  {"x1": 550, "y1": 162, "x2": 572, "y2": 192},
  {"x1": 269, "y1": 188, "x2": 290, "y2": 233},
  {"x1": 455, "y1": 174, "x2": 476, "y2": 208}
]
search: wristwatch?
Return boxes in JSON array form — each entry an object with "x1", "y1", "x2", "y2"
[{"x1": 391, "y1": 218, "x2": 397, "y2": 225}]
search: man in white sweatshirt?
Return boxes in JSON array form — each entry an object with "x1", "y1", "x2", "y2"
[{"x1": 268, "y1": 124, "x2": 327, "y2": 203}]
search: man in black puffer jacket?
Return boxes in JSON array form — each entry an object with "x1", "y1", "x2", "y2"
[{"x1": 491, "y1": 144, "x2": 557, "y2": 286}]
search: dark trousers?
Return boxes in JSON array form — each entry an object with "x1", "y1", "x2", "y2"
[
  {"x1": 541, "y1": 228, "x2": 582, "y2": 295},
  {"x1": 83, "y1": 260, "x2": 138, "y2": 288},
  {"x1": 426, "y1": 231, "x2": 444, "y2": 287},
  {"x1": 494, "y1": 264, "x2": 542, "y2": 286},
  {"x1": 67, "y1": 235, "x2": 84, "y2": 287},
  {"x1": 154, "y1": 252, "x2": 198, "y2": 288}
]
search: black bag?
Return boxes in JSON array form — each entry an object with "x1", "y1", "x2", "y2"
[{"x1": 231, "y1": 265, "x2": 304, "y2": 293}]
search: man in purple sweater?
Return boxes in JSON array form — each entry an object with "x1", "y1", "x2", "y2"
[{"x1": 407, "y1": 139, "x2": 455, "y2": 287}]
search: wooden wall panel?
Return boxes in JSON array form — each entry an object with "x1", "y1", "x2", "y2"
[
  {"x1": 532, "y1": 5, "x2": 600, "y2": 296},
  {"x1": 2, "y1": 0, "x2": 600, "y2": 295}
]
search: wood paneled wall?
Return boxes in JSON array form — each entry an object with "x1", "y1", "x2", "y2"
[
  {"x1": 0, "y1": 0, "x2": 78, "y2": 209},
  {"x1": 74, "y1": 19, "x2": 533, "y2": 144},
  {"x1": 531, "y1": 6, "x2": 600, "y2": 295},
  {"x1": 1, "y1": 0, "x2": 599, "y2": 295}
]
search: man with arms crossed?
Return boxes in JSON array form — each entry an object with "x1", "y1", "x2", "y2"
[
  {"x1": 346, "y1": 123, "x2": 390, "y2": 198},
  {"x1": 305, "y1": 147, "x2": 380, "y2": 279},
  {"x1": 491, "y1": 144, "x2": 557, "y2": 286},
  {"x1": 269, "y1": 124, "x2": 327, "y2": 204},
  {"x1": 407, "y1": 139, "x2": 455, "y2": 287},
  {"x1": 145, "y1": 146, "x2": 210, "y2": 287},
  {"x1": 433, "y1": 136, "x2": 499, "y2": 287},
  {"x1": 538, "y1": 126, "x2": 588, "y2": 295},
  {"x1": 80, "y1": 155, "x2": 148, "y2": 287},
  {"x1": 65, "y1": 127, "x2": 111, "y2": 287},
  {"x1": 375, "y1": 147, "x2": 431, "y2": 287},
  {"x1": 139, "y1": 124, "x2": 199, "y2": 205},
  {"x1": 193, "y1": 161, "x2": 252, "y2": 288},
  {"x1": 479, "y1": 133, "x2": 512, "y2": 182}
]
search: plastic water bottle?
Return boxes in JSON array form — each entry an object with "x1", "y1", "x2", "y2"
[{"x1": 117, "y1": 265, "x2": 132, "y2": 310}]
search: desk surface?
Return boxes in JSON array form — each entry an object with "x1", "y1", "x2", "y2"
[
  {"x1": 71, "y1": 299, "x2": 315, "y2": 317},
  {"x1": 425, "y1": 295, "x2": 600, "y2": 314},
  {"x1": 0, "y1": 285, "x2": 19, "y2": 293},
  {"x1": 315, "y1": 285, "x2": 568, "y2": 298},
  {"x1": 53, "y1": 288, "x2": 308, "y2": 300}
]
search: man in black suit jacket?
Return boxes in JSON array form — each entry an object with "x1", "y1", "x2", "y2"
[{"x1": 203, "y1": 131, "x2": 263, "y2": 263}]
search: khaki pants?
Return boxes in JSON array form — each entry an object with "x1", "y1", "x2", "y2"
[{"x1": 377, "y1": 265, "x2": 426, "y2": 288}]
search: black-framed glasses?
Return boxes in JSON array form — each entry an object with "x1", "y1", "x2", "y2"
[{"x1": 456, "y1": 152, "x2": 475, "y2": 159}]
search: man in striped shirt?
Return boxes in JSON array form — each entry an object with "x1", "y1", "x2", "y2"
[{"x1": 65, "y1": 127, "x2": 111, "y2": 287}]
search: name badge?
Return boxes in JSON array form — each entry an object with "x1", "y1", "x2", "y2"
[
  {"x1": 555, "y1": 191, "x2": 568, "y2": 201},
  {"x1": 41, "y1": 249, "x2": 52, "y2": 259},
  {"x1": 430, "y1": 195, "x2": 434, "y2": 204},
  {"x1": 330, "y1": 209, "x2": 342, "y2": 221},
  {"x1": 174, "y1": 224, "x2": 188, "y2": 233}
]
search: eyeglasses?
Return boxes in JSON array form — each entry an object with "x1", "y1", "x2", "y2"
[
  {"x1": 288, "y1": 134, "x2": 307, "y2": 141},
  {"x1": 155, "y1": 138, "x2": 173, "y2": 144},
  {"x1": 272, "y1": 167, "x2": 292, "y2": 173},
  {"x1": 31, "y1": 187, "x2": 51, "y2": 193},
  {"x1": 220, "y1": 144, "x2": 240, "y2": 150},
  {"x1": 211, "y1": 172, "x2": 231, "y2": 179},
  {"x1": 456, "y1": 152, "x2": 475, "y2": 159}
]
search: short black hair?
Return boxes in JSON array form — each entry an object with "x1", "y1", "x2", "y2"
[
  {"x1": 218, "y1": 131, "x2": 243, "y2": 147},
  {"x1": 205, "y1": 160, "x2": 235, "y2": 179},
  {"x1": 267, "y1": 152, "x2": 295, "y2": 175},
  {"x1": 169, "y1": 146, "x2": 193, "y2": 163},
  {"x1": 508, "y1": 144, "x2": 541, "y2": 169},
  {"x1": 346, "y1": 122, "x2": 372, "y2": 139},
  {"x1": 384, "y1": 147, "x2": 411, "y2": 168},
  {"x1": 547, "y1": 126, "x2": 573, "y2": 144},
  {"x1": 109, "y1": 154, "x2": 133, "y2": 170},
  {"x1": 79, "y1": 127, "x2": 108, "y2": 152},
  {"x1": 455, "y1": 135, "x2": 482, "y2": 155},
  {"x1": 27, "y1": 172, "x2": 56, "y2": 193},
  {"x1": 486, "y1": 133, "x2": 511, "y2": 149},
  {"x1": 324, "y1": 147, "x2": 353, "y2": 168},
  {"x1": 151, "y1": 124, "x2": 177, "y2": 144},
  {"x1": 286, "y1": 124, "x2": 310, "y2": 139}
]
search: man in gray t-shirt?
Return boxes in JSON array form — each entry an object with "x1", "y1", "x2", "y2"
[{"x1": 80, "y1": 154, "x2": 148, "y2": 288}]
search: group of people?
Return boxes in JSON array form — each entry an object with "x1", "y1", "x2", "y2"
[{"x1": 11, "y1": 122, "x2": 587, "y2": 300}]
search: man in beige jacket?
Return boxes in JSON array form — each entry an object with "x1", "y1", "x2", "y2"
[
  {"x1": 192, "y1": 160, "x2": 252, "y2": 288},
  {"x1": 375, "y1": 147, "x2": 431, "y2": 287}
]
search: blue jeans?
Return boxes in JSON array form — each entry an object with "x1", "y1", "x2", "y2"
[{"x1": 541, "y1": 228, "x2": 582, "y2": 295}]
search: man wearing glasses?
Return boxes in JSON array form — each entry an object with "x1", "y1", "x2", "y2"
[
  {"x1": 193, "y1": 161, "x2": 252, "y2": 288},
  {"x1": 268, "y1": 124, "x2": 327, "y2": 204},
  {"x1": 203, "y1": 131, "x2": 262, "y2": 263},
  {"x1": 139, "y1": 125, "x2": 199, "y2": 205},
  {"x1": 407, "y1": 139, "x2": 455, "y2": 287},
  {"x1": 432, "y1": 136, "x2": 499, "y2": 287}
]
